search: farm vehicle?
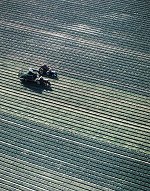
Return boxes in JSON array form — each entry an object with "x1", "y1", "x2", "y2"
[
  {"x1": 39, "y1": 65, "x2": 58, "y2": 79},
  {"x1": 19, "y1": 69, "x2": 51, "y2": 88},
  {"x1": 23, "y1": 65, "x2": 58, "y2": 79}
]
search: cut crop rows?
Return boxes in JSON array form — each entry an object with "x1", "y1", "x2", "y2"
[{"x1": 0, "y1": 0, "x2": 150, "y2": 190}]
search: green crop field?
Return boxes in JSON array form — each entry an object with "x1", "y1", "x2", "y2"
[{"x1": 0, "y1": 0, "x2": 150, "y2": 190}]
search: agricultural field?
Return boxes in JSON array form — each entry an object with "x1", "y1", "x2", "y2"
[{"x1": 0, "y1": 0, "x2": 150, "y2": 191}]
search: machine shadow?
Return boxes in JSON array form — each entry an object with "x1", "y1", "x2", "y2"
[{"x1": 21, "y1": 82, "x2": 52, "y2": 94}]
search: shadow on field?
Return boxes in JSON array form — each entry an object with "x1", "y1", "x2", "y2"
[{"x1": 21, "y1": 82, "x2": 52, "y2": 94}]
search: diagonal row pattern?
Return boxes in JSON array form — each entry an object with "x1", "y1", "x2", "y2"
[{"x1": 0, "y1": 0, "x2": 150, "y2": 190}]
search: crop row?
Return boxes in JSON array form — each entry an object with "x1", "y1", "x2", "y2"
[
  {"x1": 1, "y1": 128, "x2": 148, "y2": 189},
  {"x1": 1, "y1": 63, "x2": 149, "y2": 123},
  {"x1": 2, "y1": 105, "x2": 149, "y2": 163},
  {"x1": 1, "y1": 50, "x2": 149, "y2": 97},
  {"x1": 1, "y1": 117, "x2": 150, "y2": 191},
  {"x1": 1, "y1": 39, "x2": 149, "y2": 84},
  {"x1": 1, "y1": 80, "x2": 149, "y2": 138},
  {"x1": 1, "y1": 24, "x2": 149, "y2": 61},
  {"x1": 1, "y1": 1, "x2": 150, "y2": 190},
  {"x1": 0, "y1": 66, "x2": 148, "y2": 122},
  {"x1": 0, "y1": 142, "x2": 123, "y2": 191},
  {"x1": 1, "y1": 22, "x2": 149, "y2": 60},
  {"x1": 1, "y1": 113, "x2": 149, "y2": 166},
  {"x1": 1, "y1": 24, "x2": 149, "y2": 69},
  {"x1": 0, "y1": 26, "x2": 149, "y2": 96},
  {"x1": 0, "y1": 74, "x2": 147, "y2": 134},
  {"x1": 1, "y1": 72, "x2": 149, "y2": 127},
  {"x1": 1, "y1": 0, "x2": 149, "y2": 39},
  {"x1": 1, "y1": 34, "x2": 150, "y2": 84},
  {"x1": 1, "y1": 119, "x2": 149, "y2": 179},
  {"x1": 1, "y1": 84, "x2": 149, "y2": 133},
  {"x1": 1, "y1": 57, "x2": 149, "y2": 105},
  {"x1": 3, "y1": 54, "x2": 149, "y2": 98},
  {"x1": 2, "y1": 102, "x2": 149, "y2": 156},
  {"x1": 0, "y1": 62, "x2": 149, "y2": 153},
  {"x1": 0, "y1": 154, "x2": 102, "y2": 191},
  {"x1": 0, "y1": 91, "x2": 150, "y2": 158},
  {"x1": 0, "y1": 19, "x2": 149, "y2": 50}
]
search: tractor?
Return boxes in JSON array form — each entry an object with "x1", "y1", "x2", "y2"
[
  {"x1": 39, "y1": 65, "x2": 58, "y2": 79},
  {"x1": 19, "y1": 69, "x2": 51, "y2": 88}
]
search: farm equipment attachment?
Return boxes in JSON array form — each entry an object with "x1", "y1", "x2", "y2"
[{"x1": 39, "y1": 65, "x2": 58, "y2": 79}]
